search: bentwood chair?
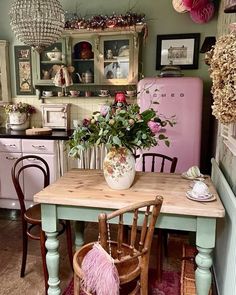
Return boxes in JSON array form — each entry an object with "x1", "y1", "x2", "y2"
[
  {"x1": 73, "y1": 196, "x2": 163, "y2": 295},
  {"x1": 11, "y1": 155, "x2": 73, "y2": 294},
  {"x1": 135, "y1": 152, "x2": 178, "y2": 281},
  {"x1": 135, "y1": 152, "x2": 178, "y2": 173}
]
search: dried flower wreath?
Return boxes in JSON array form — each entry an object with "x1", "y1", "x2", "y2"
[{"x1": 208, "y1": 33, "x2": 236, "y2": 124}]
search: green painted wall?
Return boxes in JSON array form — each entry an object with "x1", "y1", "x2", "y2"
[
  {"x1": 0, "y1": 0, "x2": 217, "y2": 86},
  {"x1": 0, "y1": 0, "x2": 218, "y2": 172}
]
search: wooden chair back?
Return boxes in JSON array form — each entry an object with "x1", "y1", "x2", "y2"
[
  {"x1": 73, "y1": 196, "x2": 163, "y2": 294},
  {"x1": 99, "y1": 196, "x2": 163, "y2": 274},
  {"x1": 11, "y1": 155, "x2": 50, "y2": 215},
  {"x1": 135, "y1": 153, "x2": 178, "y2": 173}
]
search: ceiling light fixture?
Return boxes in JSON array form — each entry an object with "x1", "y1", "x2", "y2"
[{"x1": 9, "y1": 0, "x2": 65, "y2": 53}]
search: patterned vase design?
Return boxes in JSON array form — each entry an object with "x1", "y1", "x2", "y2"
[{"x1": 103, "y1": 147, "x2": 136, "y2": 190}]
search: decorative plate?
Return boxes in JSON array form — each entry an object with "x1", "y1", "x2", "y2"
[{"x1": 186, "y1": 191, "x2": 216, "y2": 202}]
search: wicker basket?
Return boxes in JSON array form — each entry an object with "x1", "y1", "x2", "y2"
[{"x1": 180, "y1": 244, "x2": 212, "y2": 295}]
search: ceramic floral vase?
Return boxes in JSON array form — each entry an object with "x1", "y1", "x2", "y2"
[
  {"x1": 9, "y1": 112, "x2": 30, "y2": 130},
  {"x1": 103, "y1": 147, "x2": 136, "y2": 190}
]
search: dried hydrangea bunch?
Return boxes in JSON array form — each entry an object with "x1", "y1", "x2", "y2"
[{"x1": 208, "y1": 33, "x2": 236, "y2": 124}]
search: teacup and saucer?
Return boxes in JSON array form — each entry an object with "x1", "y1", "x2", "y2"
[{"x1": 186, "y1": 181, "x2": 215, "y2": 202}]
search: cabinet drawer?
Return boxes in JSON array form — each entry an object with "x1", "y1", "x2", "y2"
[
  {"x1": 0, "y1": 139, "x2": 22, "y2": 152},
  {"x1": 22, "y1": 139, "x2": 56, "y2": 154}
]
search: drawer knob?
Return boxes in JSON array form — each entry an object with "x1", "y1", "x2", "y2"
[
  {"x1": 6, "y1": 156, "x2": 19, "y2": 160},
  {"x1": 3, "y1": 144, "x2": 17, "y2": 148}
]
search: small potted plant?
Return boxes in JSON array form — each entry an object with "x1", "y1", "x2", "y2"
[{"x1": 3, "y1": 102, "x2": 36, "y2": 130}]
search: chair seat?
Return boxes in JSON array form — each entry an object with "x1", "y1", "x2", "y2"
[
  {"x1": 24, "y1": 204, "x2": 41, "y2": 224},
  {"x1": 75, "y1": 241, "x2": 141, "y2": 285}
]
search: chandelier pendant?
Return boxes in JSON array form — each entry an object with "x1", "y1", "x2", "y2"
[{"x1": 9, "y1": 0, "x2": 65, "y2": 53}]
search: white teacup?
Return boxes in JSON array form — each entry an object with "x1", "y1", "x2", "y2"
[
  {"x1": 186, "y1": 166, "x2": 201, "y2": 178},
  {"x1": 42, "y1": 91, "x2": 53, "y2": 97},
  {"x1": 126, "y1": 90, "x2": 136, "y2": 97},
  {"x1": 192, "y1": 181, "x2": 209, "y2": 197},
  {"x1": 70, "y1": 90, "x2": 79, "y2": 97},
  {"x1": 100, "y1": 89, "x2": 109, "y2": 96}
]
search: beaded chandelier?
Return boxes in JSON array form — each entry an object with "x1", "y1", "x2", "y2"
[{"x1": 9, "y1": 0, "x2": 65, "y2": 53}]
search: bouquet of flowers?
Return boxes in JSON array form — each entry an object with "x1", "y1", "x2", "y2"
[
  {"x1": 68, "y1": 103, "x2": 175, "y2": 158},
  {"x1": 3, "y1": 102, "x2": 36, "y2": 115}
]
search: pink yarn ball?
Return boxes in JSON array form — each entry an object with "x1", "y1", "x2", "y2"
[{"x1": 190, "y1": 2, "x2": 215, "y2": 24}]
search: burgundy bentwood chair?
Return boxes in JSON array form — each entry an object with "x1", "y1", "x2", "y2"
[{"x1": 11, "y1": 155, "x2": 73, "y2": 294}]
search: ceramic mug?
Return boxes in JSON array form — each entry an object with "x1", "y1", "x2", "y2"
[
  {"x1": 100, "y1": 89, "x2": 109, "y2": 96},
  {"x1": 70, "y1": 90, "x2": 79, "y2": 97},
  {"x1": 42, "y1": 91, "x2": 53, "y2": 97},
  {"x1": 126, "y1": 90, "x2": 136, "y2": 97}
]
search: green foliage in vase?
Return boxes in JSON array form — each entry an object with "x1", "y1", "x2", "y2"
[{"x1": 68, "y1": 103, "x2": 176, "y2": 158}]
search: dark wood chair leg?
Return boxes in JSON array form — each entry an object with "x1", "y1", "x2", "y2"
[
  {"x1": 65, "y1": 220, "x2": 74, "y2": 270},
  {"x1": 21, "y1": 220, "x2": 28, "y2": 277},
  {"x1": 156, "y1": 228, "x2": 163, "y2": 283},
  {"x1": 163, "y1": 229, "x2": 169, "y2": 257},
  {"x1": 40, "y1": 230, "x2": 48, "y2": 294}
]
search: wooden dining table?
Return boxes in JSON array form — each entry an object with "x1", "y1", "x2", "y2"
[{"x1": 34, "y1": 169, "x2": 225, "y2": 295}]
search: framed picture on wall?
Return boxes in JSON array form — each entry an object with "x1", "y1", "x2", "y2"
[
  {"x1": 14, "y1": 45, "x2": 35, "y2": 95},
  {"x1": 156, "y1": 33, "x2": 200, "y2": 70}
]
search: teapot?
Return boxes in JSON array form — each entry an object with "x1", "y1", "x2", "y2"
[
  {"x1": 82, "y1": 69, "x2": 93, "y2": 84},
  {"x1": 46, "y1": 47, "x2": 62, "y2": 61}
]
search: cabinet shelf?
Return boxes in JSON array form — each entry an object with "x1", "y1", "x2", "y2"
[
  {"x1": 33, "y1": 28, "x2": 143, "y2": 88},
  {"x1": 73, "y1": 58, "x2": 94, "y2": 62},
  {"x1": 41, "y1": 60, "x2": 64, "y2": 64}
]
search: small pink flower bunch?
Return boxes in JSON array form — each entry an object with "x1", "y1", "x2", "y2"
[{"x1": 148, "y1": 121, "x2": 161, "y2": 134}]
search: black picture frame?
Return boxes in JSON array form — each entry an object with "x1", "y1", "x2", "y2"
[
  {"x1": 156, "y1": 33, "x2": 200, "y2": 70},
  {"x1": 14, "y1": 45, "x2": 35, "y2": 95}
]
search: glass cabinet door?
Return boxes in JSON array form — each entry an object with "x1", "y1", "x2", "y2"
[
  {"x1": 100, "y1": 35, "x2": 134, "y2": 85},
  {"x1": 70, "y1": 38, "x2": 95, "y2": 84},
  {"x1": 35, "y1": 41, "x2": 66, "y2": 85}
]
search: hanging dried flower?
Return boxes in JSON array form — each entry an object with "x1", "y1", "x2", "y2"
[{"x1": 208, "y1": 33, "x2": 236, "y2": 124}]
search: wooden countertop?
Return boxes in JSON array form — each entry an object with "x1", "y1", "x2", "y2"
[{"x1": 34, "y1": 169, "x2": 225, "y2": 218}]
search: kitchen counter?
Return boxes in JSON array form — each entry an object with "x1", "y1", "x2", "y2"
[{"x1": 0, "y1": 127, "x2": 74, "y2": 140}]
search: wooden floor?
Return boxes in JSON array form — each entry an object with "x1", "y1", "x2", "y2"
[{"x1": 0, "y1": 208, "x2": 216, "y2": 295}]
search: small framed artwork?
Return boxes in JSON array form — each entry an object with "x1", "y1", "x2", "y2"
[
  {"x1": 14, "y1": 45, "x2": 34, "y2": 95},
  {"x1": 156, "y1": 33, "x2": 200, "y2": 70}
]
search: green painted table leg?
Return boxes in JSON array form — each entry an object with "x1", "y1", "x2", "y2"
[
  {"x1": 74, "y1": 221, "x2": 85, "y2": 250},
  {"x1": 195, "y1": 246, "x2": 213, "y2": 295},
  {"x1": 41, "y1": 204, "x2": 61, "y2": 295},
  {"x1": 195, "y1": 217, "x2": 216, "y2": 295},
  {"x1": 45, "y1": 232, "x2": 60, "y2": 295}
]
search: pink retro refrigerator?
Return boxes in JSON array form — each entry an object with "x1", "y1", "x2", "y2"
[{"x1": 136, "y1": 77, "x2": 203, "y2": 173}]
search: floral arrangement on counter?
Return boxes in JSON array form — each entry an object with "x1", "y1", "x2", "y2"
[
  {"x1": 3, "y1": 102, "x2": 36, "y2": 115},
  {"x1": 68, "y1": 103, "x2": 176, "y2": 158},
  {"x1": 207, "y1": 33, "x2": 236, "y2": 124},
  {"x1": 64, "y1": 11, "x2": 146, "y2": 31}
]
